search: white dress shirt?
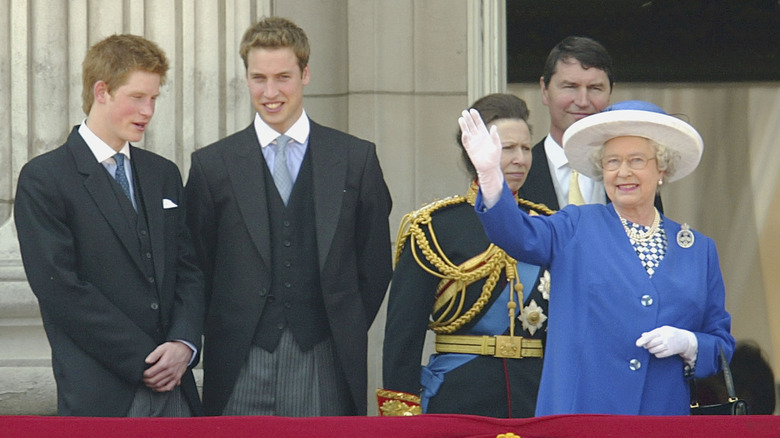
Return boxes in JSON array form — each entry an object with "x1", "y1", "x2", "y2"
[
  {"x1": 255, "y1": 110, "x2": 311, "y2": 183},
  {"x1": 543, "y1": 134, "x2": 606, "y2": 207}
]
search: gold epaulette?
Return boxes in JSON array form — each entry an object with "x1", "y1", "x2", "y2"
[
  {"x1": 394, "y1": 182, "x2": 554, "y2": 336},
  {"x1": 394, "y1": 195, "x2": 468, "y2": 266},
  {"x1": 376, "y1": 389, "x2": 422, "y2": 416}
]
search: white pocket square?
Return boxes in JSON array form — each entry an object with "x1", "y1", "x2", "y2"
[{"x1": 162, "y1": 198, "x2": 178, "y2": 209}]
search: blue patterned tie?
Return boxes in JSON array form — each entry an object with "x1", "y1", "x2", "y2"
[
  {"x1": 113, "y1": 153, "x2": 132, "y2": 202},
  {"x1": 272, "y1": 135, "x2": 293, "y2": 205}
]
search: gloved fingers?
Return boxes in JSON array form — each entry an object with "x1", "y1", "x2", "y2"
[
  {"x1": 637, "y1": 325, "x2": 694, "y2": 359},
  {"x1": 654, "y1": 350, "x2": 676, "y2": 359},
  {"x1": 642, "y1": 337, "x2": 665, "y2": 350},
  {"x1": 458, "y1": 109, "x2": 486, "y2": 146},
  {"x1": 465, "y1": 108, "x2": 488, "y2": 134},
  {"x1": 647, "y1": 344, "x2": 674, "y2": 358},
  {"x1": 635, "y1": 331, "x2": 658, "y2": 347},
  {"x1": 489, "y1": 123, "x2": 501, "y2": 146},
  {"x1": 458, "y1": 109, "x2": 502, "y2": 183},
  {"x1": 635, "y1": 325, "x2": 676, "y2": 346}
]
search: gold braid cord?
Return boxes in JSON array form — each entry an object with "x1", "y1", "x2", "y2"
[{"x1": 394, "y1": 182, "x2": 553, "y2": 335}]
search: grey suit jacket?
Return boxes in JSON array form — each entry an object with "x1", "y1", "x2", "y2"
[
  {"x1": 186, "y1": 120, "x2": 393, "y2": 416},
  {"x1": 15, "y1": 127, "x2": 204, "y2": 416}
]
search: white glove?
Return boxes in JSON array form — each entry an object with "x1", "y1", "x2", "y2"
[
  {"x1": 458, "y1": 109, "x2": 504, "y2": 208},
  {"x1": 636, "y1": 325, "x2": 698, "y2": 365}
]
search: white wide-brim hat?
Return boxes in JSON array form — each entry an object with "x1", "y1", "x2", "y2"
[{"x1": 562, "y1": 100, "x2": 704, "y2": 183}]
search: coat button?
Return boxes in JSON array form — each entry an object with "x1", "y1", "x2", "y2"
[
  {"x1": 259, "y1": 288, "x2": 268, "y2": 297},
  {"x1": 629, "y1": 359, "x2": 641, "y2": 371},
  {"x1": 641, "y1": 295, "x2": 654, "y2": 306},
  {"x1": 150, "y1": 302, "x2": 159, "y2": 310}
]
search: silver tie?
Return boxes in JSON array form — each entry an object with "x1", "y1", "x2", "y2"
[
  {"x1": 272, "y1": 135, "x2": 293, "y2": 205},
  {"x1": 113, "y1": 153, "x2": 133, "y2": 202}
]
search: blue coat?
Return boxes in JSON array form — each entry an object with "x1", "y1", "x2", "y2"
[{"x1": 476, "y1": 186, "x2": 735, "y2": 416}]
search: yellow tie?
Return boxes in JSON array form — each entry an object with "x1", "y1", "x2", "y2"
[{"x1": 568, "y1": 169, "x2": 585, "y2": 206}]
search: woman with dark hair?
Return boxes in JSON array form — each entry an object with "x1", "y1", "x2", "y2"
[{"x1": 380, "y1": 94, "x2": 553, "y2": 418}]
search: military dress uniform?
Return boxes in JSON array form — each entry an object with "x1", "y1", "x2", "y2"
[{"x1": 380, "y1": 183, "x2": 552, "y2": 418}]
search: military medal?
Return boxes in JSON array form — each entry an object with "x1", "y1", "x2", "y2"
[{"x1": 677, "y1": 223, "x2": 694, "y2": 248}]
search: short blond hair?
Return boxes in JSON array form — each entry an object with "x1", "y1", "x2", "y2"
[
  {"x1": 239, "y1": 17, "x2": 310, "y2": 71},
  {"x1": 81, "y1": 34, "x2": 169, "y2": 114}
]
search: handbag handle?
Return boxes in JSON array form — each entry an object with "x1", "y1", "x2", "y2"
[
  {"x1": 689, "y1": 345, "x2": 736, "y2": 407},
  {"x1": 719, "y1": 347, "x2": 738, "y2": 402}
]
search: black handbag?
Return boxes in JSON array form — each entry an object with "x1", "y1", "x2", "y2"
[{"x1": 689, "y1": 347, "x2": 749, "y2": 415}]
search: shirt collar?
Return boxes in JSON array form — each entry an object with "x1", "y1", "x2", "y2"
[
  {"x1": 255, "y1": 110, "x2": 311, "y2": 148},
  {"x1": 78, "y1": 120, "x2": 131, "y2": 163},
  {"x1": 544, "y1": 133, "x2": 569, "y2": 170}
]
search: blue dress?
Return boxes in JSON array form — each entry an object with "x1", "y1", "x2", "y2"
[{"x1": 476, "y1": 185, "x2": 735, "y2": 416}]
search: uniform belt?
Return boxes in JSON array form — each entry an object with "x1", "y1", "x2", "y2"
[{"x1": 434, "y1": 334, "x2": 543, "y2": 359}]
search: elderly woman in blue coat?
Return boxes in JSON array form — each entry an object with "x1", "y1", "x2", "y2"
[{"x1": 458, "y1": 100, "x2": 735, "y2": 416}]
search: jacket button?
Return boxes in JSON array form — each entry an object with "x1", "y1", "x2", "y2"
[
  {"x1": 259, "y1": 288, "x2": 267, "y2": 297},
  {"x1": 640, "y1": 295, "x2": 653, "y2": 306},
  {"x1": 629, "y1": 359, "x2": 641, "y2": 371},
  {"x1": 150, "y1": 302, "x2": 159, "y2": 310}
]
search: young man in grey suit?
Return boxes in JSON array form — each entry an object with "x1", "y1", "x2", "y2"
[
  {"x1": 15, "y1": 34, "x2": 204, "y2": 416},
  {"x1": 186, "y1": 17, "x2": 393, "y2": 416}
]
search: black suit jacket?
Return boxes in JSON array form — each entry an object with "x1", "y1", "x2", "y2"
[
  {"x1": 185, "y1": 120, "x2": 393, "y2": 416},
  {"x1": 518, "y1": 139, "x2": 561, "y2": 210},
  {"x1": 15, "y1": 127, "x2": 204, "y2": 416},
  {"x1": 519, "y1": 138, "x2": 664, "y2": 212}
]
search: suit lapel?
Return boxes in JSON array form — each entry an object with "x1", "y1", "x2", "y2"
[
  {"x1": 69, "y1": 130, "x2": 145, "y2": 273},
  {"x1": 519, "y1": 139, "x2": 560, "y2": 210},
  {"x1": 132, "y1": 147, "x2": 166, "y2": 291},
  {"x1": 309, "y1": 122, "x2": 345, "y2": 272},
  {"x1": 226, "y1": 125, "x2": 272, "y2": 268}
]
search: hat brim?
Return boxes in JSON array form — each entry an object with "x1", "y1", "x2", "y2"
[{"x1": 562, "y1": 109, "x2": 703, "y2": 183}]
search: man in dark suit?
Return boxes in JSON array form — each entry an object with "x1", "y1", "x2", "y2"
[
  {"x1": 15, "y1": 34, "x2": 204, "y2": 417},
  {"x1": 185, "y1": 17, "x2": 393, "y2": 416},
  {"x1": 519, "y1": 36, "x2": 613, "y2": 210}
]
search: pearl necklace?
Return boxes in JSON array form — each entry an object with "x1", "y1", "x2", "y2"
[{"x1": 618, "y1": 208, "x2": 661, "y2": 242}]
